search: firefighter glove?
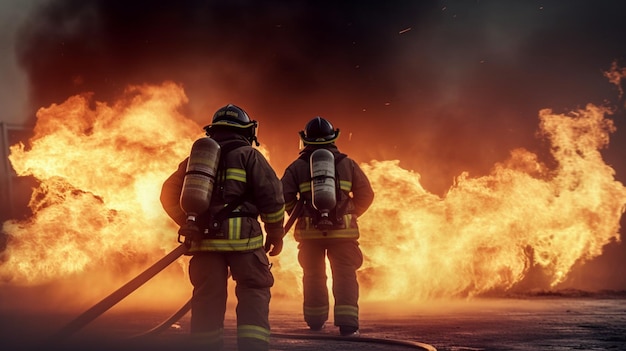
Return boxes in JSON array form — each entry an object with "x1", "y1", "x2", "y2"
[
  {"x1": 264, "y1": 236, "x2": 283, "y2": 256},
  {"x1": 178, "y1": 222, "x2": 203, "y2": 241}
]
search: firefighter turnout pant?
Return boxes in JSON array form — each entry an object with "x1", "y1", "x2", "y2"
[
  {"x1": 297, "y1": 240, "x2": 363, "y2": 330},
  {"x1": 189, "y1": 248, "x2": 274, "y2": 351}
]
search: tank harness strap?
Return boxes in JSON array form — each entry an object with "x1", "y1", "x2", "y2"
[
  {"x1": 330, "y1": 154, "x2": 349, "y2": 225},
  {"x1": 209, "y1": 139, "x2": 256, "y2": 233},
  {"x1": 299, "y1": 150, "x2": 349, "y2": 226}
]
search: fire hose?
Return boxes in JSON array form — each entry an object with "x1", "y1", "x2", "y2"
[
  {"x1": 49, "y1": 201, "x2": 305, "y2": 342},
  {"x1": 129, "y1": 201, "x2": 437, "y2": 351},
  {"x1": 49, "y1": 200, "x2": 436, "y2": 350},
  {"x1": 126, "y1": 201, "x2": 306, "y2": 340},
  {"x1": 48, "y1": 243, "x2": 189, "y2": 343}
]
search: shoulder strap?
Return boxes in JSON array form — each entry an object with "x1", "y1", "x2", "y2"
[
  {"x1": 333, "y1": 154, "x2": 350, "y2": 216},
  {"x1": 211, "y1": 139, "x2": 255, "y2": 226}
]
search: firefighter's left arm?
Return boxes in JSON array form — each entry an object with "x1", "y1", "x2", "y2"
[
  {"x1": 160, "y1": 158, "x2": 188, "y2": 226},
  {"x1": 350, "y1": 159, "x2": 375, "y2": 217}
]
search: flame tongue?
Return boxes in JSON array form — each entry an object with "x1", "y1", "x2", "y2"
[
  {"x1": 1, "y1": 82, "x2": 625, "y2": 304},
  {"x1": 358, "y1": 104, "x2": 625, "y2": 300},
  {"x1": 2, "y1": 82, "x2": 199, "y2": 284}
]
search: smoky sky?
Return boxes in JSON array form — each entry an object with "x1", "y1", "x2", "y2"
[{"x1": 12, "y1": 0, "x2": 626, "y2": 191}]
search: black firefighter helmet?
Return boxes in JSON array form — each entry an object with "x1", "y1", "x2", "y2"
[
  {"x1": 204, "y1": 104, "x2": 259, "y2": 145},
  {"x1": 299, "y1": 116, "x2": 340, "y2": 145}
]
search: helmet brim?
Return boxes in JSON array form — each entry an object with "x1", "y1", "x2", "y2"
[
  {"x1": 299, "y1": 130, "x2": 340, "y2": 145},
  {"x1": 204, "y1": 121, "x2": 256, "y2": 130}
]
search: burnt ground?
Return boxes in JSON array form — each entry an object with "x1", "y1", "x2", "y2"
[{"x1": 1, "y1": 294, "x2": 625, "y2": 351}]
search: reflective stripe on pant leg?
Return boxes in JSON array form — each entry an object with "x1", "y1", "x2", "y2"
[
  {"x1": 334, "y1": 304, "x2": 359, "y2": 327},
  {"x1": 327, "y1": 240, "x2": 363, "y2": 328},
  {"x1": 228, "y1": 249, "x2": 273, "y2": 351},
  {"x1": 298, "y1": 242, "x2": 329, "y2": 327},
  {"x1": 237, "y1": 324, "x2": 270, "y2": 351}
]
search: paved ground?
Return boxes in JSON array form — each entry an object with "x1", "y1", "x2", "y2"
[{"x1": 1, "y1": 295, "x2": 625, "y2": 350}]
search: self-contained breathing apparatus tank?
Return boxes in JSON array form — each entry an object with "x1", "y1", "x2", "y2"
[
  {"x1": 178, "y1": 137, "x2": 221, "y2": 242},
  {"x1": 310, "y1": 148, "x2": 336, "y2": 231}
]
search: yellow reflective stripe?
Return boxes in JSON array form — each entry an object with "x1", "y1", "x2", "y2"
[
  {"x1": 261, "y1": 205, "x2": 285, "y2": 223},
  {"x1": 285, "y1": 200, "x2": 297, "y2": 212},
  {"x1": 225, "y1": 168, "x2": 246, "y2": 182},
  {"x1": 228, "y1": 217, "x2": 241, "y2": 240},
  {"x1": 299, "y1": 182, "x2": 311, "y2": 193},
  {"x1": 335, "y1": 305, "x2": 359, "y2": 318},
  {"x1": 304, "y1": 305, "x2": 329, "y2": 316},
  {"x1": 237, "y1": 324, "x2": 270, "y2": 343},
  {"x1": 189, "y1": 235, "x2": 263, "y2": 251},
  {"x1": 339, "y1": 180, "x2": 351, "y2": 191},
  {"x1": 294, "y1": 215, "x2": 359, "y2": 240},
  {"x1": 295, "y1": 229, "x2": 359, "y2": 240}
]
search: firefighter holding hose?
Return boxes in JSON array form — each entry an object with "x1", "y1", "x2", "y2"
[
  {"x1": 281, "y1": 116, "x2": 374, "y2": 337},
  {"x1": 160, "y1": 104, "x2": 285, "y2": 351}
]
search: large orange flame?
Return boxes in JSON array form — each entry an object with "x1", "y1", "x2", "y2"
[
  {"x1": 2, "y1": 82, "x2": 198, "y2": 283},
  {"x1": 1, "y1": 81, "x2": 624, "y2": 310},
  {"x1": 358, "y1": 104, "x2": 625, "y2": 301}
]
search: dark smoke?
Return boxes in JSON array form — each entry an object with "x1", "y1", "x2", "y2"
[
  {"x1": 9, "y1": 0, "x2": 626, "y2": 290},
  {"x1": 14, "y1": 0, "x2": 626, "y2": 186}
]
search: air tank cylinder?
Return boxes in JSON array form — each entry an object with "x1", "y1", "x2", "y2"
[
  {"x1": 310, "y1": 148, "x2": 336, "y2": 230},
  {"x1": 179, "y1": 137, "x2": 221, "y2": 238}
]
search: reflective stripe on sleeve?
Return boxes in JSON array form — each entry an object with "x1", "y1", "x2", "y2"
[
  {"x1": 225, "y1": 168, "x2": 246, "y2": 183},
  {"x1": 285, "y1": 199, "x2": 297, "y2": 212},
  {"x1": 299, "y1": 182, "x2": 311, "y2": 193},
  {"x1": 261, "y1": 205, "x2": 285, "y2": 223},
  {"x1": 339, "y1": 180, "x2": 352, "y2": 191}
]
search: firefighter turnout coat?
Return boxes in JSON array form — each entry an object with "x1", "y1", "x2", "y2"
[
  {"x1": 282, "y1": 144, "x2": 373, "y2": 241},
  {"x1": 160, "y1": 133, "x2": 285, "y2": 252},
  {"x1": 281, "y1": 143, "x2": 374, "y2": 331},
  {"x1": 160, "y1": 132, "x2": 284, "y2": 351}
]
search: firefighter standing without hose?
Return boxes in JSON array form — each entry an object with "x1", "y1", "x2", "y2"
[
  {"x1": 281, "y1": 116, "x2": 374, "y2": 337},
  {"x1": 160, "y1": 104, "x2": 285, "y2": 351}
]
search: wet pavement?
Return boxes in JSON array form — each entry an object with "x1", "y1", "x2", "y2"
[{"x1": 1, "y1": 296, "x2": 625, "y2": 350}]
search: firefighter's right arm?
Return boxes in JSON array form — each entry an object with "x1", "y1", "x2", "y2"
[
  {"x1": 160, "y1": 158, "x2": 188, "y2": 226},
  {"x1": 280, "y1": 166, "x2": 300, "y2": 215}
]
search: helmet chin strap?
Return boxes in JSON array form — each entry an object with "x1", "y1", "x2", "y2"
[{"x1": 250, "y1": 120, "x2": 260, "y2": 146}]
